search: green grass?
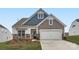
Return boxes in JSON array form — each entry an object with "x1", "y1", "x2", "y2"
[
  {"x1": 64, "y1": 35, "x2": 79, "y2": 45},
  {"x1": 0, "y1": 40, "x2": 42, "y2": 50}
]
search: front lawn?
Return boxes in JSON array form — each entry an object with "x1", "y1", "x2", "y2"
[
  {"x1": 0, "y1": 39, "x2": 42, "y2": 50},
  {"x1": 64, "y1": 35, "x2": 79, "y2": 45}
]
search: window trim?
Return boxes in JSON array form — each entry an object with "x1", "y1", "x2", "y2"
[
  {"x1": 18, "y1": 30, "x2": 21, "y2": 36},
  {"x1": 49, "y1": 19, "x2": 53, "y2": 25},
  {"x1": 37, "y1": 12, "x2": 44, "y2": 19},
  {"x1": 18, "y1": 30, "x2": 25, "y2": 37}
]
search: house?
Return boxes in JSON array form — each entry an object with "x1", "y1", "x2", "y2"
[
  {"x1": 69, "y1": 19, "x2": 79, "y2": 36},
  {"x1": 12, "y1": 8, "x2": 66, "y2": 40},
  {"x1": 0, "y1": 24, "x2": 12, "y2": 42},
  {"x1": 64, "y1": 32, "x2": 69, "y2": 37}
]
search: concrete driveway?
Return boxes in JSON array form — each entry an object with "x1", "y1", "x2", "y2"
[{"x1": 40, "y1": 40, "x2": 79, "y2": 50}]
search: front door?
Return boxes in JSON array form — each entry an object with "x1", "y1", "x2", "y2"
[{"x1": 31, "y1": 29, "x2": 37, "y2": 39}]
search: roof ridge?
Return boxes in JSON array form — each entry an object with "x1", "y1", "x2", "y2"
[{"x1": 22, "y1": 8, "x2": 49, "y2": 25}]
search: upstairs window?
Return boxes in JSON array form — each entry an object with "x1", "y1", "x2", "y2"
[
  {"x1": 18, "y1": 30, "x2": 21, "y2": 36},
  {"x1": 49, "y1": 19, "x2": 53, "y2": 25},
  {"x1": 37, "y1": 11, "x2": 44, "y2": 19},
  {"x1": 72, "y1": 25, "x2": 75, "y2": 28},
  {"x1": 18, "y1": 30, "x2": 25, "y2": 36}
]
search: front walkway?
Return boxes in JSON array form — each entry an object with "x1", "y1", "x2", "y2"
[{"x1": 40, "y1": 40, "x2": 79, "y2": 50}]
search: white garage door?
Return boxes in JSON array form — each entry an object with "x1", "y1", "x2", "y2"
[{"x1": 40, "y1": 29, "x2": 62, "y2": 40}]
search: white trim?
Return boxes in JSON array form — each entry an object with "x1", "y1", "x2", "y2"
[
  {"x1": 40, "y1": 29, "x2": 62, "y2": 32},
  {"x1": 22, "y1": 11, "x2": 37, "y2": 25},
  {"x1": 49, "y1": 18, "x2": 53, "y2": 25},
  {"x1": 36, "y1": 16, "x2": 49, "y2": 27},
  {"x1": 36, "y1": 28, "x2": 38, "y2": 34},
  {"x1": 36, "y1": 14, "x2": 66, "y2": 27},
  {"x1": 22, "y1": 9, "x2": 48, "y2": 25},
  {"x1": 16, "y1": 26, "x2": 37, "y2": 29},
  {"x1": 12, "y1": 27, "x2": 18, "y2": 34},
  {"x1": 51, "y1": 14, "x2": 66, "y2": 27},
  {"x1": 30, "y1": 29, "x2": 32, "y2": 39},
  {"x1": 25, "y1": 29, "x2": 30, "y2": 34},
  {"x1": 37, "y1": 11, "x2": 44, "y2": 19},
  {"x1": 18, "y1": 30, "x2": 26, "y2": 39},
  {"x1": 21, "y1": 19, "x2": 29, "y2": 25}
]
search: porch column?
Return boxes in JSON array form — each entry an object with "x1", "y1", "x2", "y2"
[
  {"x1": 30, "y1": 29, "x2": 32, "y2": 39},
  {"x1": 36, "y1": 28, "x2": 39, "y2": 39},
  {"x1": 36, "y1": 28, "x2": 38, "y2": 34},
  {"x1": 24, "y1": 28, "x2": 27, "y2": 39}
]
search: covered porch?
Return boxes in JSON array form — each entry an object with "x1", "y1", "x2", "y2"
[{"x1": 13, "y1": 27, "x2": 39, "y2": 40}]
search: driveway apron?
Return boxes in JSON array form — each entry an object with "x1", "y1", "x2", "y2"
[{"x1": 40, "y1": 40, "x2": 79, "y2": 50}]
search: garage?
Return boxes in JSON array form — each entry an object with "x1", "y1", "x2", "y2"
[{"x1": 40, "y1": 29, "x2": 62, "y2": 40}]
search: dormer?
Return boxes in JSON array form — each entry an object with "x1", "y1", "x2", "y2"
[
  {"x1": 37, "y1": 11, "x2": 44, "y2": 19},
  {"x1": 22, "y1": 8, "x2": 49, "y2": 26}
]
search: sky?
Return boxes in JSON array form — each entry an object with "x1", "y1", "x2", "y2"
[{"x1": 0, "y1": 8, "x2": 79, "y2": 33}]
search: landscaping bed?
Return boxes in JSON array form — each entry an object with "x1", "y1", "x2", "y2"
[
  {"x1": 0, "y1": 39, "x2": 41, "y2": 50},
  {"x1": 64, "y1": 35, "x2": 79, "y2": 45}
]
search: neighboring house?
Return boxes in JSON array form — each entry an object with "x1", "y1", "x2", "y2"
[
  {"x1": 0, "y1": 24, "x2": 12, "y2": 42},
  {"x1": 12, "y1": 8, "x2": 66, "y2": 40},
  {"x1": 69, "y1": 19, "x2": 79, "y2": 36},
  {"x1": 64, "y1": 32, "x2": 69, "y2": 37}
]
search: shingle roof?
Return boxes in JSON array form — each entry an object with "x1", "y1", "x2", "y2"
[
  {"x1": 13, "y1": 8, "x2": 65, "y2": 27},
  {"x1": 23, "y1": 8, "x2": 48, "y2": 26},
  {"x1": 12, "y1": 18, "x2": 28, "y2": 27},
  {"x1": 13, "y1": 8, "x2": 49, "y2": 27}
]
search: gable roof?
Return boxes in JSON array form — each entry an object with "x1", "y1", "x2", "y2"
[
  {"x1": 50, "y1": 14, "x2": 66, "y2": 26},
  {"x1": 0, "y1": 25, "x2": 7, "y2": 29},
  {"x1": 36, "y1": 14, "x2": 66, "y2": 27},
  {"x1": 69, "y1": 19, "x2": 79, "y2": 31},
  {"x1": 13, "y1": 8, "x2": 66, "y2": 28},
  {"x1": 12, "y1": 18, "x2": 28, "y2": 28},
  {"x1": 22, "y1": 8, "x2": 49, "y2": 26}
]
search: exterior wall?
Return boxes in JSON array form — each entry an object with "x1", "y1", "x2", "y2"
[
  {"x1": 12, "y1": 28, "x2": 18, "y2": 34},
  {"x1": 0, "y1": 27, "x2": 12, "y2": 42},
  {"x1": 12, "y1": 27, "x2": 38, "y2": 39},
  {"x1": 13, "y1": 27, "x2": 31, "y2": 34},
  {"x1": 69, "y1": 21, "x2": 79, "y2": 36},
  {"x1": 38, "y1": 18, "x2": 64, "y2": 39},
  {"x1": 12, "y1": 27, "x2": 30, "y2": 39},
  {"x1": 13, "y1": 19, "x2": 64, "y2": 39},
  {"x1": 25, "y1": 28, "x2": 30, "y2": 34},
  {"x1": 40, "y1": 29, "x2": 63, "y2": 40},
  {"x1": 64, "y1": 32, "x2": 69, "y2": 37},
  {"x1": 38, "y1": 19, "x2": 64, "y2": 33}
]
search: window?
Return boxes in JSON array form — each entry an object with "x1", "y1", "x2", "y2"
[
  {"x1": 18, "y1": 30, "x2": 21, "y2": 36},
  {"x1": 49, "y1": 19, "x2": 53, "y2": 25},
  {"x1": 18, "y1": 30, "x2": 25, "y2": 36},
  {"x1": 37, "y1": 11, "x2": 44, "y2": 19},
  {"x1": 22, "y1": 30, "x2": 25, "y2": 36},
  {"x1": 72, "y1": 25, "x2": 75, "y2": 28}
]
